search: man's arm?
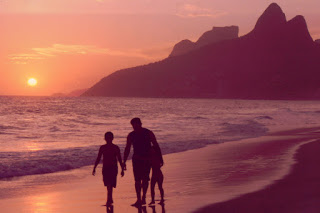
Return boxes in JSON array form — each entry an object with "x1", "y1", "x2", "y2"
[
  {"x1": 116, "y1": 146, "x2": 125, "y2": 177},
  {"x1": 123, "y1": 135, "x2": 132, "y2": 170},
  {"x1": 150, "y1": 131, "x2": 164, "y2": 167},
  {"x1": 92, "y1": 146, "x2": 103, "y2": 176}
]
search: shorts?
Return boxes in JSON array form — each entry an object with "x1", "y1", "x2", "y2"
[
  {"x1": 102, "y1": 166, "x2": 118, "y2": 188},
  {"x1": 132, "y1": 157, "x2": 151, "y2": 182},
  {"x1": 151, "y1": 166, "x2": 163, "y2": 182}
]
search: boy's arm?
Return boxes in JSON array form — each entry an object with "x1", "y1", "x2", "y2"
[
  {"x1": 92, "y1": 146, "x2": 103, "y2": 176},
  {"x1": 150, "y1": 131, "x2": 164, "y2": 167},
  {"x1": 123, "y1": 135, "x2": 132, "y2": 170},
  {"x1": 116, "y1": 146, "x2": 125, "y2": 177}
]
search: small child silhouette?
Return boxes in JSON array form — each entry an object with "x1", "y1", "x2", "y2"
[
  {"x1": 92, "y1": 132, "x2": 124, "y2": 206},
  {"x1": 149, "y1": 145, "x2": 165, "y2": 205}
]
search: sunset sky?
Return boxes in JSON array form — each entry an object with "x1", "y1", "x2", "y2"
[{"x1": 1, "y1": 0, "x2": 319, "y2": 96}]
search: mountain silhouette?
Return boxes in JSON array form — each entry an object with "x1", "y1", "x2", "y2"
[
  {"x1": 83, "y1": 3, "x2": 320, "y2": 100},
  {"x1": 169, "y1": 26, "x2": 239, "y2": 57},
  {"x1": 52, "y1": 88, "x2": 88, "y2": 97}
]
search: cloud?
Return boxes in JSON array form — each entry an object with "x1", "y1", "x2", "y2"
[
  {"x1": 95, "y1": 0, "x2": 108, "y2": 2},
  {"x1": 9, "y1": 44, "x2": 108, "y2": 64},
  {"x1": 176, "y1": 4, "x2": 228, "y2": 18},
  {"x1": 9, "y1": 43, "x2": 170, "y2": 64},
  {"x1": 8, "y1": 53, "x2": 47, "y2": 64},
  {"x1": 32, "y1": 44, "x2": 110, "y2": 56}
]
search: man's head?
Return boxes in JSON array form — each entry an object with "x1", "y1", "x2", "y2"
[
  {"x1": 130, "y1": 117, "x2": 142, "y2": 131},
  {"x1": 104, "y1": 131, "x2": 114, "y2": 143}
]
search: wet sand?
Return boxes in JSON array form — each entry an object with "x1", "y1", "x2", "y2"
[
  {"x1": 195, "y1": 130, "x2": 320, "y2": 213},
  {"x1": 0, "y1": 127, "x2": 319, "y2": 213}
]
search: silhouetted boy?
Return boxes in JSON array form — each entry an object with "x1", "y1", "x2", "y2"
[
  {"x1": 149, "y1": 146, "x2": 165, "y2": 205},
  {"x1": 92, "y1": 132, "x2": 124, "y2": 206}
]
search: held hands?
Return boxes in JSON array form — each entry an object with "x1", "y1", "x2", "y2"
[{"x1": 121, "y1": 163, "x2": 126, "y2": 177}]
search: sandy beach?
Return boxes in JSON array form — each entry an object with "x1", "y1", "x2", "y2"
[
  {"x1": 195, "y1": 132, "x2": 320, "y2": 212},
  {"x1": 0, "y1": 127, "x2": 320, "y2": 213}
]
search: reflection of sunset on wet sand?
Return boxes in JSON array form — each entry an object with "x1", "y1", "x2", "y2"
[{"x1": 29, "y1": 194, "x2": 56, "y2": 212}]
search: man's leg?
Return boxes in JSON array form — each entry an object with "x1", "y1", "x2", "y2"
[
  {"x1": 141, "y1": 179, "x2": 149, "y2": 205},
  {"x1": 134, "y1": 180, "x2": 142, "y2": 205},
  {"x1": 132, "y1": 158, "x2": 142, "y2": 205},
  {"x1": 141, "y1": 160, "x2": 151, "y2": 205}
]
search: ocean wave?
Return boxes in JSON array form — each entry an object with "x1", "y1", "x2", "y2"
[
  {"x1": 0, "y1": 139, "x2": 220, "y2": 180},
  {"x1": 255, "y1": 116, "x2": 273, "y2": 120},
  {"x1": 0, "y1": 147, "x2": 97, "y2": 179},
  {"x1": 302, "y1": 110, "x2": 320, "y2": 114},
  {"x1": 49, "y1": 126, "x2": 61, "y2": 132},
  {"x1": 15, "y1": 136, "x2": 41, "y2": 139},
  {"x1": 185, "y1": 116, "x2": 207, "y2": 120},
  {"x1": 0, "y1": 125, "x2": 23, "y2": 130},
  {"x1": 220, "y1": 120, "x2": 268, "y2": 137},
  {"x1": 0, "y1": 119, "x2": 270, "y2": 179},
  {"x1": 0, "y1": 122, "x2": 270, "y2": 179},
  {"x1": 26, "y1": 109, "x2": 42, "y2": 114}
]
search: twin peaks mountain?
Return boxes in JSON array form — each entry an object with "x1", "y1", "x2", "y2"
[
  {"x1": 169, "y1": 26, "x2": 239, "y2": 57},
  {"x1": 83, "y1": 3, "x2": 320, "y2": 100}
]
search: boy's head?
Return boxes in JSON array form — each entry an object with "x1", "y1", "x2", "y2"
[{"x1": 104, "y1": 131, "x2": 114, "y2": 143}]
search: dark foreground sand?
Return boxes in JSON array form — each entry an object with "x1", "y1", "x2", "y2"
[{"x1": 195, "y1": 139, "x2": 320, "y2": 213}]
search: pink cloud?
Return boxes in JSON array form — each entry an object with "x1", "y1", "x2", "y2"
[
  {"x1": 176, "y1": 3, "x2": 228, "y2": 18},
  {"x1": 9, "y1": 43, "x2": 171, "y2": 64}
]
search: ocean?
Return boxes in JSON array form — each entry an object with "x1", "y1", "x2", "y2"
[{"x1": 0, "y1": 96, "x2": 320, "y2": 181}]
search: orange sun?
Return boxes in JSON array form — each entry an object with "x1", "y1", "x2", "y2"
[{"x1": 27, "y1": 78, "x2": 38, "y2": 87}]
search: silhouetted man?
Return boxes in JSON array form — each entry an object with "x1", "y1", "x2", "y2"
[{"x1": 123, "y1": 118, "x2": 163, "y2": 206}]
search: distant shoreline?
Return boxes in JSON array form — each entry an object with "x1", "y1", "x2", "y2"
[{"x1": 2, "y1": 95, "x2": 320, "y2": 102}]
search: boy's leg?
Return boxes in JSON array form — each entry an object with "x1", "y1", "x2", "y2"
[
  {"x1": 106, "y1": 205, "x2": 114, "y2": 213},
  {"x1": 107, "y1": 186, "x2": 113, "y2": 205},
  {"x1": 158, "y1": 176, "x2": 164, "y2": 203},
  {"x1": 149, "y1": 178, "x2": 156, "y2": 205}
]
